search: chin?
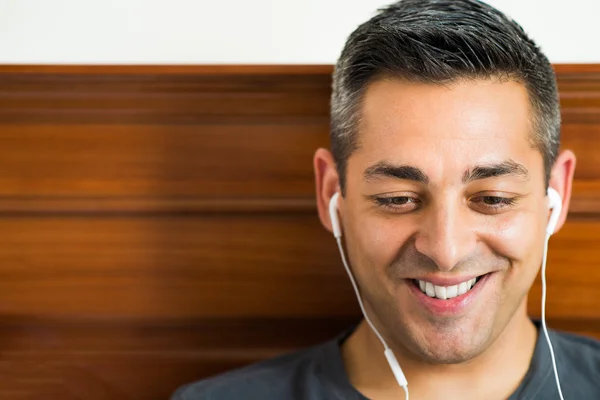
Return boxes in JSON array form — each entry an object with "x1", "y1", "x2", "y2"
[
  {"x1": 416, "y1": 337, "x2": 486, "y2": 364},
  {"x1": 401, "y1": 313, "x2": 496, "y2": 365}
]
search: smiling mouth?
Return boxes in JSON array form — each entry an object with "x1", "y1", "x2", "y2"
[{"x1": 412, "y1": 275, "x2": 485, "y2": 300}]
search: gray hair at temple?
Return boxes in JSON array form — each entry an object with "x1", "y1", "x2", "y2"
[{"x1": 330, "y1": 0, "x2": 560, "y2": 194}]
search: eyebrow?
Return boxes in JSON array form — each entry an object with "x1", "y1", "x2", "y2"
[
  {"x1": 461, "y1": 160, "x2": 529, "y2": 183},
  {"x1": 364, "y1": 163, "x2": 429, "y2": 184},
  {"x1": 363, "y1": 160, "x2": 529, "y2": 184}
]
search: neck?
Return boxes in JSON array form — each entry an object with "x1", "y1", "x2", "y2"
[{"x1": 342, "y1": 304, "x2": 537, "y2": 400}]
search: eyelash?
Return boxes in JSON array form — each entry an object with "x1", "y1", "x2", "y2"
[
  {"x1": 374, "y1": 196, "x2": 419, "y2": 210},
  {"x1": 473, "y1": 196, "x2": 517, "y2": 208},
  {"x1": 373, "y1": 195, "x2": 517, "y2": 213}
]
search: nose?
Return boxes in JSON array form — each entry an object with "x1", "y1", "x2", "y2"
[{"x1": 413, "y1": 196, "x2": 477, "y2": 271}]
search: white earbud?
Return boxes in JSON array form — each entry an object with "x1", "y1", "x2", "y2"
[
  {"x1": 546, "y1": 187, "x2": 562, "y2": 236},
  {"x1": 328, "y1": 192, "x2": 342, "y2": 239}
]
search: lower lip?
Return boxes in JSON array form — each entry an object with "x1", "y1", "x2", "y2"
[{"x1": 408, "y1": 273, "x2": 492, "y2": 316}]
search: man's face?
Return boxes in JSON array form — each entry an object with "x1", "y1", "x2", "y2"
[{"x1": 342, "y1": 77, "x2": 548, "y2": 364}]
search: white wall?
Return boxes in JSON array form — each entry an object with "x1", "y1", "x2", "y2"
[{"x1": 0, "y1": 0, "x2": 598, "y2": 64}]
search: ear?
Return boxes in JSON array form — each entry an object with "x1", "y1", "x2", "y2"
[
  {"x1": 313, "y1": 148, "x2": 341, "y2": 234},
  {"x1": 547, "y1": 149, "x2": 577, "y2": 234}
]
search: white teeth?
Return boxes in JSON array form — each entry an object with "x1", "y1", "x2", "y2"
[
  {"x1": 446, "y1": 284, "x2": 458, "y2": 298},
  {"x1": 434, "y1": 285, "x2": 447, "y2": 300},
  {"x1": 425, "y1": 282, "x2": 435, "y2": 297},
  {"x1": 417, "y1": 277, "x2": 480, "y2": 300}
]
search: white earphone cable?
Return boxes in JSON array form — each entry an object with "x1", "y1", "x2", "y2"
[
  {"x1": 540, "y1": 234, "x2": 565, "y2": 400},
  {"x1": 335, "y1": 237, "x2": 389, "y2": 349},
  {"x1": 335, "y1": 237, "x2": 409, "y2": 400}
]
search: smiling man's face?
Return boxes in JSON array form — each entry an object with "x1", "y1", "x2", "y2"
[{"x1": 339, "y1": 77, "x2": 549, "y2": 363}]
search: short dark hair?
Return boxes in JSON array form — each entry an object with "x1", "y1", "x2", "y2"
[{"x1": 331, "y1": 0, "x2": 560, "y2": 194}]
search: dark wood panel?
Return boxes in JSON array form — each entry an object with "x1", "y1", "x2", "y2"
[
  {"x1": 0, "y1": 214, "x2": 356, "y2": 318},
  {"x1": 570, "y1": 180, "x2": 600, "y2": 216},
  {"x1": 0, "y1": 65, "x2": 598, "y2": 400},
  {"x1": 0, "y1": 317, "x2": 359, "y2": 351},
  {"x1": 0, "y1": 73, "x2": 331, "y2": 124},
  {"x1": 0, "y1": 353, "x2": 239, "y2": 400},
  {"x1": 0, "y1": 318, "x2": 356, "y2": 400},
  {"x1": 0, "y1": 67, "x2": 599, "y2": 215},
  {"x1": 556, "y1": 65, "x2": 600, "y2": 124},
  {"x1": 0, "y1": 65, "x2": 335, "y2": 75},
  {"x1": 0, "y1": 64, "x2": 597, "y2": 125},
  {"x1": 0, "y1": 197, "x2": 317, "y2": 214},
  {"x1": 0, "y1": 63, "x2": 597, "y2": 74},
  {"x1": 562, "y1": 125, "x2": 600, "y2": 180},
  {"x1": 529, "y1": 219, "x2": 600, "y2": 318},
  {"x1": 0, "y1": 124, "x2": 328, "y2": 199},
  {"x1": 1, "y1": 215, "x2": 599, "y2": 320}
]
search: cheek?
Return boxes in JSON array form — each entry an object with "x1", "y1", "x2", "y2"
[
  {"x1": 345, "y1": 214, "x2": 415, "y2": 272},
  {"x1": 485, "y1": 210, "x2": 546, "y2": 272}
]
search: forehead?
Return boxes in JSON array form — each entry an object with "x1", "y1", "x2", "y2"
[{"x1": 351, "y1": 78, "x2": 540, "y2": 184}]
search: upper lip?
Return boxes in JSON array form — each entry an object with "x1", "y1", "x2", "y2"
[{"x1": 410, "y1": 274, "x2": 486, "y2": 286}]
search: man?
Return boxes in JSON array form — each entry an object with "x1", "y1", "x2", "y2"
[{"x1": 172, "y1": 0, "x2": 600, "y2": 398}]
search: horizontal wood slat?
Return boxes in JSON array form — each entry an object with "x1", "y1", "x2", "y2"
[
  {"x1": 0, "y1": 124, "x2": 328, "y2": 199},
  {"x1": 0, "y1": 197, "x2": 318, "y2": 214},
  {"x1": 557, "y1": 71, "x2": 600, "y2": 124},
  {"x1": 0, "y1": 215, "x2": 354, "y2": 318},
  {"x1": 0, "y1": 63, "x2": 597, "y2": 74},
  {"x1": 0, "y1": 215, "x2": 597, "y2": 320},
  {"x1": 0, "y1": 317, "x2": 355, "y2": 400},
  {"x1": 0, "y1": 74, "x2": 331, "y2": 123}
]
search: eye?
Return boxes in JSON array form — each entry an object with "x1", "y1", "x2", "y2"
[
  {"x1": 482, "y1": 196, "x2": 506, "y2": 205},
  {"x1": 471, "y1": 195, "x2": 517, "y2": 212},
  {"x1": 373, "y1": 196, "x2": 420, "y2": 212}
]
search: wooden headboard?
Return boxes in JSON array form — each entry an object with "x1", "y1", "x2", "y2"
[{"x1": 0, "y1": 65, "x2": 598, "y2": 399}]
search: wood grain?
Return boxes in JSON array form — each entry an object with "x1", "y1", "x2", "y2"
[
  {"x1": 0, "y1": 65, "x2": 598, "y2": 399},
  {"x1": 0, "y1": 216, "x2": 598, "y2": 320},
  {"x1": 0, "y1": 76, "x2": 599, "y2": 214},
  {"x1": 0, "y1": 215, "x2": 355, "y2": 318},
  {"x1": 0, "y1": 124, "x2": 328, "y2": 199}
]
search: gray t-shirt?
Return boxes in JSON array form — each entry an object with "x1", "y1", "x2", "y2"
[{"x1": 171, "y1": 321, "x2": 600, "y2": 399}]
